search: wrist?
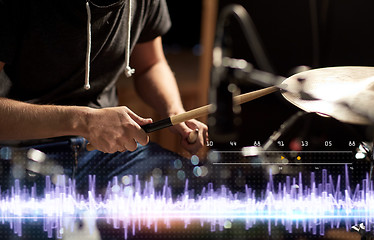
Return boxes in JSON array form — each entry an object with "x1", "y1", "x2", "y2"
[
  {"x1": 65, "y1": 106, "x2": 92, "y2": 137},
  {"x1": 165, "y1": 106, "x2": 185, "y2": 118}
]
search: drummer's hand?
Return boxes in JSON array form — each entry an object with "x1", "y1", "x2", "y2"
[
  {"x1": 83, "y1": 106, "x2": 152, "y2": 153},
  {"x1": 170, "y1": 119, "x2": 208, "y2": 155}
]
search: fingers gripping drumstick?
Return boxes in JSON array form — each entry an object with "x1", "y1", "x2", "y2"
[
  {"x1": 86, "y1": 86, "x2": 279, "y2": 151},
  {"x1": 86, "y1": 129, "x2": 199, "y2": 151},
  {"x1": 187, "y1": 129, "x2": 199, "y2": 144}
]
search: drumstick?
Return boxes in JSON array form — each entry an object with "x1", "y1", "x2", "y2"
[
  {"x1": 86, "y1": 86, "x2": 279, "y2": 151},
  {"x1": 141, "y1": 86, "x2": 279, "y2": 133}
]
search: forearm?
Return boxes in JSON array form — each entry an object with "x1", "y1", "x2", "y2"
[
  {"x1": 0, "y1": 97, "x2": 88, "y2": 140},
  {"x1": 130, "y1": 37, "x2": 185, "y2": 118},
  {"x1": 129, "y1": 38, "x2": 208, "y2": 154},
  {"x1": 134, "y1": 59, "x2": 185, "y2": 118}
]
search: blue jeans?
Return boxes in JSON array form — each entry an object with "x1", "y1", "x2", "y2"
[
  {"x1": 0, "y1": 137, "x2": 195, "y2": 196},
  {"x1": 0, "y1": 138, "x2": 207, "y2": 239}
]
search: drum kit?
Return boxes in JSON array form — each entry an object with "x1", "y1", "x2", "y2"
[
  {"x1": 134, "y1": 64, "x2": 374, "y2": 172},
  {"x1": 228, "y1": 66, "x2": 374, "y2": 239},
  {"x1": 257, "y1": 66, "x2": 374, "y2": 181},
  {"x1": 210, "y1": 66, "x2": 374, "y2": 171}
]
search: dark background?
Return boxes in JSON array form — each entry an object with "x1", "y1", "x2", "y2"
[
  {"x1": 159, "y1": 2, "x2": 374, "y2": 239},
  {"x1": 164, "y1": 0, "x2": 374, "y2": 146},
  {"x1": 165, "y1": 0, "x2": 374, "y2": 71}
]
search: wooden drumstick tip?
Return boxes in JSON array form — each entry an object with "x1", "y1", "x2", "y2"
[{"x1": 187, "y1": 129, "x2": 199, "y2": 144}]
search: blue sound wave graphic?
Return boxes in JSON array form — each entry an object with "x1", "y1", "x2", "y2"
[{"x1": 0, "y1": 165, "x2": 372, "y2": 239}]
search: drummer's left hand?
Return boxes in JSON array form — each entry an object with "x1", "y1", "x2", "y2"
[{"x1": 169, "y1": 119, "x2": 208, "y2": 155}]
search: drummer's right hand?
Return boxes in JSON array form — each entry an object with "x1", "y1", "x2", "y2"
[{"x1": 81, "y1": 106, "x2": 152, "y2": 153}]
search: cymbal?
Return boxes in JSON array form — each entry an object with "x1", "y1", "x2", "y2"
[{"x1": 281, "y1": 66, "x2": 374, "y2": 125}]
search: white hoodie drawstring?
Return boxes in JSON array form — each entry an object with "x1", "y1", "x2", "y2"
[
  {"x1": 124, "y1": 0, "x2": 135, "y2": 77},
  {"x1": 84, "y1": 0, "x2": 134, "y2": 91},
  {"x1": 84, "y1": 1, "x2": 92, "y2": 90}
]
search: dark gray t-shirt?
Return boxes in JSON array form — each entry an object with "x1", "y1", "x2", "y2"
[{"x1": 0, "y1": 0, "x2": 171, "y2": 108}]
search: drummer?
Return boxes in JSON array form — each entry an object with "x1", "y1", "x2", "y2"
[{"x1": 0, "y1": 1, "x2": 208, "y2": 189}]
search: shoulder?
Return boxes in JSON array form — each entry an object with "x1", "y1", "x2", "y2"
[
  {"x1": 133, "y1": 0, "x2": 171, "y2": 43},
  {"x1": 134, "y1": 0, "x2": 169, "y2": 20}
]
